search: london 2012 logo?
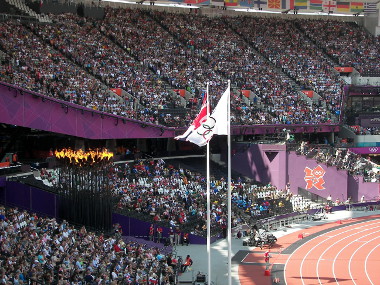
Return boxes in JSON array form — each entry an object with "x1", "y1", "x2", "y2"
[{"x1": 304, "y1": 165, "x2": 326, "y2": 190}]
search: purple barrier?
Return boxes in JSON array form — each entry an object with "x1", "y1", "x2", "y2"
[
  {"x1": 0, "y1": 176, "x2": 5, "y2": 187},
  {"x1": 230, "y1": 124, "x2": 340, "y2": 135},
  {"x1": 350, "y1": 201, "x2": 380, "y2": 208},
  {"x1": 112, "y1": 213, "x2": 152, "y2": 238},
  {"x1": 307, "y1": 208, "x2": 319, "y2": 215},
  {"x1": 0, "y1": 82, "x2": 340, "y2": 140},
  {"x1": 5, "y1": 181, "x2": 31, "y2": 210},
  {"x1": 0, "y1": 82, "x2": 175, "y2": 139},
  {"x1": 112, "y1": 213, "x2": 219, "y2": 245},
  {"x1": 261, "y1": 211, "x2": 303, "y2": 224},
  {"x1": 4, "y1": 181, "x2": 57, "y2": 218},
  {"x1": 349, "y1": 147, "x2": 380, "y2": 154},
  {"x1": 30, "y1": 187, "x2": 57, "y2": 218},
  {"x1": 321, "y1": 203, "x2": 380, "y2": 212},
  {"x1": 331, "y1": 205, "x2": 347, "y2": 211}
]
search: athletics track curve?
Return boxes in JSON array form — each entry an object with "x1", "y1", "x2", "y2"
[{"x1": 238, "y1": 214, "x2": 380, "y2": 285}]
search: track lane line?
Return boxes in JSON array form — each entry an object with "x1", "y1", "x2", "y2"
[
  {"x1": 315, "y1": 225, "x2": 380, "y2": 284},
  {"x1": 284, "y1": 219, "x2": 380, "y2": 285},
  {"x1": 303, "y1": 221, "x2": 380, "y2": 285},
  {"x1": 348, "y1": 236, "x2": 380, "y2": 285},
  {"x1": 364, "y1": 243, "x2": 380, "y2": 285},
  {"x1": 332, "y1": 229, "x2": 380, "y2": 285}
]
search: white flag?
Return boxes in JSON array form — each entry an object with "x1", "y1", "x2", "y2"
[
  {"x1": 210, "y1": 87, "x2": 229, "y2": 136},
  {"x1": 175, "y1": 86, "x2": 229, "y2": 146}
]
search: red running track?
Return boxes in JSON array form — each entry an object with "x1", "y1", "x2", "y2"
[
  {"x1": 284, "y1": 217, "x2": 380, "y2": 285},
  {"x1": 238, "y1": 215, "x2": 380, "y2": 285}
]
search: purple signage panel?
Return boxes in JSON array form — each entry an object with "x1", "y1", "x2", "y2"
[
  {"x1": 24, "y1": 95, "x2": 54, "y2": 131},
  {"x1": 349, "y1": 147, "x2": 380, "y2": 154},
  {"x1": 0, "y1": 85, "x2": 24, "y2": 127},
  {"x1": 288, "y1": 152, "x2": 348, "y2": 201}
]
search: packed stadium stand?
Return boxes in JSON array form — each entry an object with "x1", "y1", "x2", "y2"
[
  {"x1": 0, "y1": 3, "x2": 377, "y2": 126},
  {"x1": 0, "y1": 0, "x2": 379, "y2": 284}
]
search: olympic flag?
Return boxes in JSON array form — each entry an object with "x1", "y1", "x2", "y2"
[
  {"x1": 175, "y1": 92, "x2": 210, "y2": 146},
  {"x1": 175, "y1": 86, "x2": 230, "y2": 146}
]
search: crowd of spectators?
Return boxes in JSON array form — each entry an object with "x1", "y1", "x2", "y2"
[
  {"x1": 348, "y1": 125, "x2": 380, "y2": 135},
  {"x1": 77, "y1": 157, "x2": 300, "y2": 236},
  {"x1": 149, "y1": 10, "x2": 325, "y2": 125},
  {"x1": 225, "y1": 16, "x2": 344, "y2": 122},
  {"x1": 29, "y1": 152, "x2": 307, "y2": 240},
  {"x1": 0, "y1": 9, "x2": 364, "y2": 128},
  {"x1": 33, "y1": 156, "x2": 301, "y2": 242},
  {"x1": 0, "y1": 21, "x2": 127, "y2": 115},
  {"x1": 0, "y1": 205, "x2": 177, "y2": 284},
  {"x1": 1, "y1": 9, "x2": 379, "y2": 129},
  {"x1": 102, "y1": 8, "x2": 217, "y2": 95},
  {"x1": 294, "y1": 19, "x2": 380, "y2": 77},
  {"x1": 28, "y1": 13, "x2": 180, "y2": 125},
  {"x1": 108, "y1": 158, "x2": 229, "y2": 236}
]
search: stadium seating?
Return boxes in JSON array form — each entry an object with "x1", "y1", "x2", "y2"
[{"x1": 3, "y1": 9, "x2": 379, "y2": 127}]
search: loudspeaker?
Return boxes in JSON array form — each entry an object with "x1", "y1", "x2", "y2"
[{"x1": 243, "y1": 241, "x2": 247, "y2": 246}]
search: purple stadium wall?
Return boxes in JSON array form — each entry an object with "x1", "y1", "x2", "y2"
[
  {"x1": 0, "y1": 82, "x2": 175, "y2": 139},
  {"x1": 231, "y1": 143, "x2": 379, "y2": 203},
  {"x1": 231, "y1": 143, "x2": 287, "y2": 189},
  {"x1": 352, "y1": 176, "x2": 380, "y2": 201}
]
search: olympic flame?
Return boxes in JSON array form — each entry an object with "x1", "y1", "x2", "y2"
[{"x1": 54, "y1": 148, "x2": 113, "y2": 166}]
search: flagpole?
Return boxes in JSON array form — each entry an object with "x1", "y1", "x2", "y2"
[
  {"x1": 206, "y1": 82, "x2": 212, "y2": 285},
  {"x1": 227, "y1": 80, "x2": 232, "y2": 285}
]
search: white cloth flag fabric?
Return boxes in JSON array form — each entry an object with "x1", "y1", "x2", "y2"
[{"x1": 175, "y1": 87, "x2": 229, "y2": 146}]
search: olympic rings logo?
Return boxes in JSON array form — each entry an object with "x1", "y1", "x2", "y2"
[
  {"x1": 196, "y1": 116, "x2": 216, "y2": 140},
  {"x1": 368, "y1": 147, "x2": 378, "y2": 153}
]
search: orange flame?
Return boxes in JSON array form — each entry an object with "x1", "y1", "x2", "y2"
[{"x1": 54, "y1": 148, "x2": 113, "y2": 166}]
